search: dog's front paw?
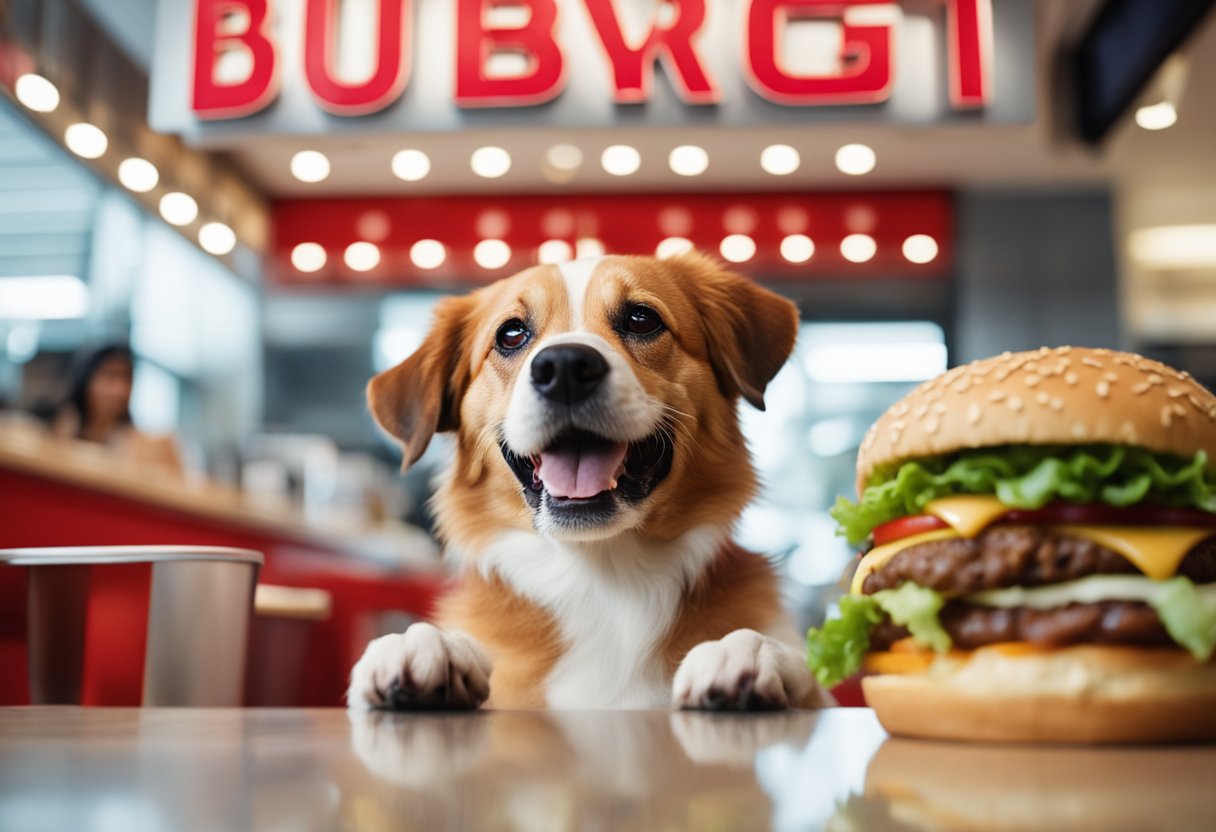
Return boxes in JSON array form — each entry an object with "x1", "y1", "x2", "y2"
[
  {"x1": 672, "y1": 629, "x2": 814, "y2": 711},
  {"x1": 348, "y1": 623, "x2": 492, "y2": 710}
]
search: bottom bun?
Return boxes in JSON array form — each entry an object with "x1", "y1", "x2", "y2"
[{"x1": 861, "y1": 644, "x2": 1216, "y2": 744}]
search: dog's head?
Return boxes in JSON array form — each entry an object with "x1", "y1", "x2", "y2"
[{"x1": 368, "y1": 253, "x2": 798, "y2": 547}]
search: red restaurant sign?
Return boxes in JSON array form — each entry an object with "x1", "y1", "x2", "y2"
[
  {"x1": 151, "y1": 0, "x2": 1030, "y2": 136},
  {"x1": 191, "y1": 0, "x2": 991, "y2": 117}
]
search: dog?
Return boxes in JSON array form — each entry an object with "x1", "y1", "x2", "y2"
[{"x1": 348, "y1": 252, "x2": 829, "y2": 710}]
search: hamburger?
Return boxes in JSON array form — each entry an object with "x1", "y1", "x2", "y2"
[{"x1": 807, "y1": 347, "x2": 1216, "y2": 743}]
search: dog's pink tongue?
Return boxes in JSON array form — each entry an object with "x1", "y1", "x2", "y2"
[{"x1": 537, "y1": 442, "x2": 628, "y2": 499}]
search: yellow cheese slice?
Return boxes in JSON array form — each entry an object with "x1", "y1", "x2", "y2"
[
  {"x1": 851, "y1": 529, "x2": 960, "y2": 594},
  {"x1": 924, "y1": 495, "x2": 1014, "y2": 538},
  {"x1": 1053, "y1": 525, "x2": 1215, "y2": 581},
  {"x1": 850, "y1": 495, "x2": 1216, "y2": 593}
]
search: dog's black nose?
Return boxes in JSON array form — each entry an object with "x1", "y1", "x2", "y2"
[{"x1": 531, "y1": 344, "x2": 609, "y2": 405}]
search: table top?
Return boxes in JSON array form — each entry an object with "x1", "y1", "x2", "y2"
[{"x1": 2, "y1": 707, "x2": 1215, "y2": 831}]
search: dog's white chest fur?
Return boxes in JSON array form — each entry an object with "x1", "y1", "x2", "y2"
[{"x1": 472, "y1": 526, "x2": 723, "y2": 708}]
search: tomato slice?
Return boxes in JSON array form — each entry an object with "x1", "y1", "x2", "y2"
[
  {"x1": 872, "y1": 514, "x2": 948, "y2": 546},
  {"x1": 871, "y1": 502, "x2": 1216, "y2": 546},
  {"x1": 1004, "y1": 503, "x2": 1216, "y2": 528}
]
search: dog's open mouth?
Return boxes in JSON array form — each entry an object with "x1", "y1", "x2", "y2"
[
  {"x1": 532, "y1": 432, "x2": 628, "y2": 499},
  {"x1": 502, "y1": 427, "x2": 673, "y2": 508}
]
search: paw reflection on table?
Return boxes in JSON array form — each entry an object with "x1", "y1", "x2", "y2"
[
  {"x1": 340, "y1": 709, "x2": 826, "y2": 831},
  {"x1": 670, "y1": 710, "x2": 815, "y2": 766},
  {"x1": 348, "y1": 710, "x2": 491, "y2": 789}
]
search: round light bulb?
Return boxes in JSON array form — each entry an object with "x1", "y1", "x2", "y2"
[
  {"x1": 474, "y1": 239, "x2": 512, "y2": 269},
  {"x1": 601, "y1": 145, "x2": 641, "y2": 176},
  {"x1": 668, "y1": 145, "x2": 708, "y2": 177},
  {"x1": 391, "y1": 149, "x2": 431, "y2": 181},
  {"x1": 656, "y1": 237, "x2": 694, "y2": 258},
  {"x1": 291, "y1": 243, "x2": 327, "y2": 273},
  {"x1": 835, "y1": 144, "x2": 876, "y2": 176},
  {"x1": 760, "y1": 144, "x2": 800, "y2": 176},
  {"x1": 15, "y1": 73, "x2": 60, "y2": 113},
  {"x1": 117, "y1": 158, "x2": 159, "y2": 193},
  {"x1": 159, "y1": 192, "x2": 199, "y2": 226},
  {"x1": 780, "y1": 234, "x2": 815, "y2": 263},
  {"x1": 538, "y1": 240, "x2": 574, "y2": 264},
  {"x1": 198, "y1": 222, "x2": 237, "y2": 255},
  {"x1": 64, "y1": 123, "x2": 107, "y2": 159},
  {"x1": 291, "y1": 150, "x2": 331, "y2": 183},
  {"x1": 720, "y1": 234, "x2": 756, "y2": 263},
  {"x1": 902, "y1": 234, "x2": 939, "y2": 264},
  {"x1": 841, "y1": 233, "x2": 877, "y2": 263},
  {"x1": 471, "y1": 146, "x2": 511, "y2": 179},
  {"x1": 409, "y1": 239, "x2": 446, "y2": 270}
]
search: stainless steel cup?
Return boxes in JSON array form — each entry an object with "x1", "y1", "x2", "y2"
[{"x1": 0, "y1": 546, "x2": 263, "y2": 706}]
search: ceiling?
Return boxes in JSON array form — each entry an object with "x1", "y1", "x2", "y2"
[
  {"x1": 236, "y1": 2, "x2": 1212, "y2": 201},
  {"x1": 76, "y1": 0, "x2": 1215, "y2": 201}
]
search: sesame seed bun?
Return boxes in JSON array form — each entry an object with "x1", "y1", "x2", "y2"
[
  {"x1": 856, "y1": 347, "x2": 1216, "y2": 495},
  {"x1": 861, "y1": 645, "x2": 1216, "y2": 744}
]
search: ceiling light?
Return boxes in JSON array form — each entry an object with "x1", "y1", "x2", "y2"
[
  {"x1": 291, "y1": 150, "x2": 330, "y2": 183},
  {"x1": 835, "y1": 143, "x2": 876, "y2": 176},
  {"x1": 720, "y1": 234, "x2": 756, "y2": 263},
  {"x1": 538, "y1": 240, "x2": 574, "y2": 264},
  {"x1": 761, "y1": 144, "x2": 800, "y2": 176},
  {"x1": 1135, "y1": 102, "x2": 1178, "y2": 131},
  {"x1": 575, "y1": 238, "x2": 605, "y2": 258},
  {"x1": 902, "y1": 234, "x2": 939, "y2": 264},
  {"x1": 601, "y1": 145, "x2": 641, "y2": 176},
  {"x1": 668, "y1": 145, "x2": 708, "y2": 176},
  {"x1": 64, "y1": 123, "x2": 107, "y2": 159},
  {"x1": 117, "y1": 158, "x2": 159, "y2": 193},
  {"x1": 291, "y1": 243, "x2": 327, "y2": 273},
  {"x1": 474, "y1": 239, "x2": 512, "y2": 269},
  {"x1": 0, "y1": 275, "x2": 89, "y2": 319},
  {"x1": 545, "y1": 144, "x2": 583, "y2": 171},
  {"x1": 158, "y1": 192, "x2": 199, "y2": 226},
  {"x1": 409, "y1": 239, "x2": 445, "y2": 270},
  {"x1": 345, "y1": 242, "x2": 381, "y2": 271},
  {"x1": 656, "y1": 237, "x2": 694, "y2": 258},
  {"x1": 781, "y1": 234, "x2": 815, "y2": 263},
  {"x1": 841, "y1": 234, "x2": 877, "y2": 263},
  {"x1": 471, "y1": 146, "x2": 511, "y2": 178},
  {"x1": 198, "y1": 222, "x2": 236, "y2": 255},
  {"x1": 1129, "y1": 224, "x2": 1216, "y2": 268},
  {"x1": 15, "y1": 73, "x2": 59, "y2": 112},
  {"x1": 391, "y1": 149, "x2": 431, "y2": 181}
]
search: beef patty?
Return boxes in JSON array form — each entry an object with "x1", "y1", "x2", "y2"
[
  {"x1": 861, "y1": 525, "x2": 1216, "y2": 651},
  {"x1": 870, "y1": 600, "x2": 1173, "y2": 651},
  {"x1": 861, "y1": 525, "x2": 1216, "y2": 596}
]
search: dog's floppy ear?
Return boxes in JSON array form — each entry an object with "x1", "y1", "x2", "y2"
[
  {"x1": 673, "y1": 252, "x2": 799, "y2": 411},
  {"x1": 367, "y1": 294, "x2": 476, "y2": 468}
]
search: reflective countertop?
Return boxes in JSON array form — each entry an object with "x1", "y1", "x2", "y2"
[{"x1": 2, "y1": 707, "x2": 1214, "y2": 831}]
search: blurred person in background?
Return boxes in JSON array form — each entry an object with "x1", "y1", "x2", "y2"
[{"x1": 38, "y1": 343, "x2": 182, "y2": 475}]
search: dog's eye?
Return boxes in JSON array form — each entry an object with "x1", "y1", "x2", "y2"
[
  {"x1": 495, "y1": 319, "x2": 530, "y2": 352},
  {"x1": 624, "y1": 305, "x2": 663, "y2": 335}
]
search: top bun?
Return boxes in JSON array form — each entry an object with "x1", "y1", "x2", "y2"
[{"x1": 856, "y1": 346, "x2": 1216, "y2": 494}]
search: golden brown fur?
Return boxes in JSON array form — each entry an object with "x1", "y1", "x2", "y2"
[{"x1": 437, "y1": 574, "x2": 563, "y2": 708}]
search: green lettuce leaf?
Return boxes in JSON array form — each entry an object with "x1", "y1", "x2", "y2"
[
  {"x1": 805, "y1": 594, "x2": 883, "y2": 688},
  {"x1": 806, "y1": 586, "x2": 951, "y2": 687},
  {"x1": 1150, "y1": 577, "x2": 1216, "y2": 662},
  {"x1": 871, "y1": 583, "x2": 951, "y2": 653},
  {"x1": 832, "y1": 446, "x2": 1216, "y2": 546}
]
